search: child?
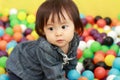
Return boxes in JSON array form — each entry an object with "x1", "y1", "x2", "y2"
[{"x1": 6, "y1": 0, "x2": 84, "y2": 80}]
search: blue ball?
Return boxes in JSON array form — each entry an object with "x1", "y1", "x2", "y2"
[
  {"x1": 113, "y1": 76, "x2": 120, "y2": 80},
  {"x1": 112, "y1": 58, "x2": 120, "y2": 70},
  {"x1": 6, "y1": 40, "x2": 17, "y2": 50},
  {"x1": 82, "y1": 70, "x2": 94, "y2": 80},
  {"x1": 67, "y1": 69, "x2": 80, "y2": 80},
  {"x1": 109, "y1": 68, "x2": 120, "y2": 76},
  {"x1": 0, "y1": 74, "x2": 10, "y2": 80},
  {"x1": 0, "y1": 28, "x2": 4, "y2": 37}
]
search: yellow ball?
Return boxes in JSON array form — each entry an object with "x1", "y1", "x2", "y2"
[
  {"x1": 17, "y1": 11, "x2": 27, "y2": 21},
  {"x1": 31, "y1": 30, "x2": 39, "y2": 40},
  {"x1": 104, "y1": 55, "x2": 115, "y2": 66},
  {"x1": 0, "y1": 67, "x2": 6, "y2": 75},
  {"x1": 7, "y1": 47, "x2": 14, "y2": 56},
  {"x1": 26, "y1": 14, "x2": 35, "y2": 23},
  {"x1": 93, "y1": 24, "x2": 98, "y2": 29},
  {"x1": 98, "y1": 28, "x2": 104, "y2": 33}
]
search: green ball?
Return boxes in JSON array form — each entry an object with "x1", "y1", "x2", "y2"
[
  {"x1": 85, "y1": 23, "x2": 92, "y2": 29},
  {"x1": 0, "y1": 56, "x2": 8, "y2": 68},
  {"x1": 10, "y1": 19, "x2": 20, "y2": 27},
  {"x1": 90, "y1": 41, "x2": 101, "y2": 52},
  {"x1": 110, "y1": 44, "x2": 119, "y2": 53},
  {"x1": 5, "y1": 27, "x2": 14, "y2": 36},
  {"x1": 27, "y1": 23, "x2": 35, "y2": 30},
  {"x1": 83, "y1": 48, "x2": 93, "y2": 58},
  {"x1": 78, "y1": 56, "x2": 85, "y2": 63},
  {"x1": 101, "y1": 45, "x2": 109, "y2": 52},
  {"x1": 9, "y1": 14, "x2": 17, "y2": 20},
  {"x1": 20, "y1": 20, "x2": 28, "y2": 25}
]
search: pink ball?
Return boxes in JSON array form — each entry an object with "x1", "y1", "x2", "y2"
[{"x1": 97, "y1": 19, "x2": 106, "y2": 28}]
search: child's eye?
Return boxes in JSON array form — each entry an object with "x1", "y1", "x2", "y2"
[
  {"x1": 48, "y1": 27, "x2": 54, "y2": 31},
  {"x1": 61, "y1": 25, "x2": 68, "y2": 29}
]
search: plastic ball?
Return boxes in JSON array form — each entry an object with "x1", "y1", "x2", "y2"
[
  {"x1": 96, "y1": 19, "x2": 106, "y2": 28},
  {"x1": 114, "y1": 26, "x2": 120, "y2": 36},
  {"x1": 77, "y1": 48, "x2": 83, "y2": 59},
  {"x1": 83, "y1": 58, "x2": 93, "y2": 66},
  {"x1": 94, "y1": 16, "x2": 102, "y2": 23},
  {"x1": 82, "y1": 70, "x2": 94, "y2": 80},
  {"x1": 112, "y1": 57, "x2": 120, "y2": 70},
  {"x1": 106, "y1": 75, "x2": 116, "y2": 80},
  {"x1": 84, "y1": 63, "x2": 95, "y2": 71},
  {"x1": 13, "y1": 32, "x2": 23, "y2": 42},
  {"x1": 76, "y1": 62, "x2": 84, "y2": 74},
  {"x1": 94, "y1": 67, "x2": 106, "y2": 79},
  {"x1": 101, "y1": 45, "x2": 109, "y2": 52},
  {"x1": 9, "y1": 8, "x2": 18, "y2": 15},
  {"x1": 26, "y1": 34, "x2": 35, "y2": 41},
  {"x1": 67, "y1": 69, "x2": 81, "y2": 80},
  {"x1": 95, "y1": 50, "x2": 105, "y2": 57},
  {"x1": 78, "y1": 41, "x2": 87, "y2": 51},
  {"x1": 85, "y1": 15, "x2": 94, "y2": 24},
  {"x1": 9, "y1": 14, "x2": 17, "y2": 20},
  {"x1": 89, "y1": 29, "x2": 98, "y2": 36},
  {"x1": 0, "y1": 40, "x2": 7, "y2": 51},
  {"x1": 17, "y1": 11, "x2": 27, "y2": 21},
  {"x1": 0, "y1": 56, "x2": 8, "y2": 68},
  {"x1": 104, "y1": 55, "x2": 115, "y2": 67},
  {"x1": 78, "y1": 56, "x2": 85, "y2": 63},
  {"x1": 95, "y1": 61, "x2": 108, "y2": 69},
  {"x1": 31, "y1": 30, "x2": 39, "y2": 40},
  {"x1": 107, "y1": 31, "x2": 117, "y2": 40},
  {"x1": 83, "y1": 48, "x2": 93, "y2": 58},
  {"x1": 5, "y1": 27, "x2": 14, "y2": 36},
  {"x1": 20, "y1": 24, "x2": 27, "y2": 33},
  {"x1": 13, "y1": 25, "x2": 22, "y2": 33},
  {"x1": 10, "y1": 19, "x2": 19, "y2": 27},
  {"x1": 0, "y1": 51, "x2": 8, "y2": 57},
  {"x1": 2, "y1": 34, "x2": 12, "y2": 42},
  {"x1": 102, "y1": 36, "x2": 114, "y2": 46},
  {"x1": 93, "y1": 54, "x2": 104, "y2": 64},
  {"x1": 20, "y1": 37, "x2": 28, "y2": 42},
  {"x1": 108, "y1": 68, "x2": 120, "y2": 75},
  {"x1": 81, "y1": 18, "x2": 88, "y2": 26},
  {"x1": 6, "y1": 40, "x2": 17, "y2": 50},
  {"x1": 86, "y1": 40, "x2": 95, "y2": 48},
  {"x1": 80, "y1": 13, "x2": 85, "y2": 19},
  {"x1": 78, "y1": 76, "x2": 88, "y2": 80},
  {"x1": 110, "y1": 44, "x2": 119, "y2": 53},
  {"x1": 0, "y1": 74, "x2": 10, "y2": 80},
  {"x1": 90, "y1": 41, "x2": 101, "y2": 52},
  {"x1": 106, "y1": 50, "x2": 116, "y2": 57},
  {"x1": 7, "y1": 47, "x2": 14, "y2": 56},
  {"x1": 104, "y1": 17, "x2": 112, "y2": 25},
  {"x1": 23, "y1": 28, "x2": 32, "y2": 36},
  {"x1": 27, "y1": 23, "x2": 35, "y2": 30},
  {"x1": 0, "y1": 28, "x2": 4, "y2": 37},
  {"x1": 84, "y1": 36, "x2": 94, "y2": 42},
  {"x1": 26, "y1": 14, "x2": 35, "y2": 24},
  {"x1": 114, "y1": 76, "x2": 120, "y2": 80},
  {"x1": 0, "y1": 67, "x2": 6, "y2": 75}
]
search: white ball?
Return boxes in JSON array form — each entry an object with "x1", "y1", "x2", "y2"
[
  {"x1": 20, "y1": 24, "x2": 27, "y2": 33},
  {"x1": 107, "y1": 31, "x2": 117, "y2": 40},
  {"x1": 114, "y1": 26, "x2": 120, "y2": 36},
  {"x1": 106, "y1": 75, "x2": 116, "y2": 80},
  {"x1": 104, "y1": 25, "x2": 111, "y2": 31},
  {"x1": 76, "y1": 62, "x2": 84, "y2": 74},
  {"x1": 78, "y1": 41, "x2": 87, "y2": 51},
  {"x1": 114, "y1": 38, "x2": 120, "y2": 44},
  {"x1": 9, "y1": 8, "x2": 18, "y2": 15},
  {"x1": 86, "y1": 40, "x2": 95, "y2": 48}
]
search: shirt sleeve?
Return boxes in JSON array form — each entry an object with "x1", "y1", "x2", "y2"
[{"x1": 37, "y1": 49, "x2": 66, "y2": 80}]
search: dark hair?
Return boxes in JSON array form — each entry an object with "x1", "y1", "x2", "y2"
[{"x1": 35, "y1": 0, "x2": 84, "y2": 37}]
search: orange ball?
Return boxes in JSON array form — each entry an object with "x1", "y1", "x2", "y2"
[
  {"x1": 78, "y1": 76, "x2": 88, "y2": 80},
  {"x1": 93, "y1": 54, "x2": 104, "y2": 64},
  {"x1": 1, "y1": 16, "x2": 8, "y2": 22},
  {"x1": 111, "y1": 18, "x2": 118, "y2": 26},
  {"x1": 95, "y1": 50, "x2": 106, "y2": 57},
  {"x1": 97, "y1": 19, "x2": 106, "y2": 28},
  {"x1": 0, "y1": 40, "x2": 7, "y2": 51},
  {"x1": 13, "y1": 25, "x2": 22, "y2": 33},
  {"x1": 13, "y1": 32, "x2": 22, "y2": 42},
  {"x1": 26, "y1": 34, "x2": 35, "y2": 41},
  {"x1": 84, "y1": 35, "x2": 94, "y2": 42}
]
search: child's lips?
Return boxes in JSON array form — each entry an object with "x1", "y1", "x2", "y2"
[{"x1": 56, "y1": 39, "x2": 64, "y2": 42}]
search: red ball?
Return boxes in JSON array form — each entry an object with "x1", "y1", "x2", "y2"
[
  {"x1": 93, "y1": 54, "x2": 104, "y2": 64},
  {"x1": 97, "y1": 19, "x2": 106, "y2": 28},
  {"x1": 106, "y1": 50, "x2": 116, "y2": 57},
  {"x1": 94, "y1": 67, "x2": 106, "y2": 79},
  {"x1": 86, "y1": 15, "x2": 94, "y2": 24},
  {"x1": 77, "y1": 48, "x2": 83, "y2": 59},
  {"x1": 84, "y1": 35, "x2": 94, "y2": 42},
  {"x1": 82, "y1": 29, "x2": 89, "y2": 37},
  {"x1": 2, "y1": 34, "x2": 12, "y2": 42},
  {"x1": 95, "y1": 50, "x2": 105, "y2": 57}
]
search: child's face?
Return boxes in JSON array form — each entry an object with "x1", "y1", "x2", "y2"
[{"x1": 43, "y1": 10, "x2": 75, "y2": 49}]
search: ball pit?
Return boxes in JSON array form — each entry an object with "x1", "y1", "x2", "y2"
[{"x1": 0, "y1": 8, "x2": 120, "y2": 80}]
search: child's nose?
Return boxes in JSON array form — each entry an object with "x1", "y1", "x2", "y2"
[{"x1": 55, "y1": 29, "x2": 62, "y2": 36}]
